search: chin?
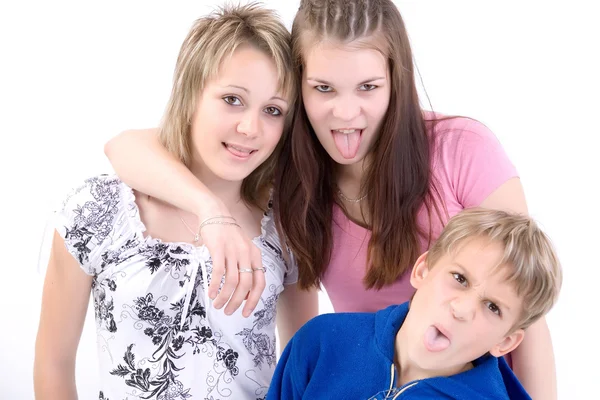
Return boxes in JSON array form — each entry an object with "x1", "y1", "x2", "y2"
[
  {"x1": 332, "y1": 157, "x2": 358, "y2": 166},
  {"x1": 212, "y1": 168, "x2": 253, "y2": 183},
  {"x1": 411, "y1": 348, "x2": 455, "y2": 371}
]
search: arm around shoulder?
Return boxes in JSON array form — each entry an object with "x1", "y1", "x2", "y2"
[
  {"x1": 105, "y1": 129, "x2": 270, "y2": 315},
  {"x1": 510, "y1": 317, "x2": 557, "y2": 400},
  {"x1": 444, "y1": 118, "x2": 520, "y2": 210},
  {"x1": 480, "y1": 177, "x2": 556, "y2": 398},
  {"x1": 479, "y1": 177, "x2": 528, "y2": 215},
  {"x1": 104, "y1": 128, "x2": 224, "y2": 219}
]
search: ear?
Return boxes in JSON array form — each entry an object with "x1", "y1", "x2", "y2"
[
  {"x1": 410, "y1": 251, "x2": 429, "y2": 290},
  {"x1": 489, "y1": 329, "x2": 525, "y2": 358}
]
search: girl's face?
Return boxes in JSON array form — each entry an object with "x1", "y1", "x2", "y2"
[
  {"x1": 189, "y1": 45, "x2": 289, "y2": 184},
  {"x1": 302, "y1": 40, "x2": 391, "y2": 165}
]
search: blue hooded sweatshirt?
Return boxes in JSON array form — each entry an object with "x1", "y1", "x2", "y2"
[{"x1": 267, "y1": 302, "x2": 530, "y2": 399}]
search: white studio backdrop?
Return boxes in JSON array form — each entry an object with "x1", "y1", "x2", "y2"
[{"x1": 0, "y1": 1, "x2": 598, "y2": 399}]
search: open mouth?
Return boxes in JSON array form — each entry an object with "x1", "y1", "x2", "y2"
[
  {"x1": 424, "y1": 325, "x2": 451, "y2": 352},
  {"x1": 331, "y1": 128, "x2": 364, "y2": 159},
  {"x1": 223, "y1": 143, "x2": 257, "y2": 158}
]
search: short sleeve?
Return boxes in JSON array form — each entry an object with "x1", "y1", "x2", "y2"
[
  {"x1": 437, "y1": 118, "x2": 518, "y2": 208},
  {"x1": 54, "y1": 175, "x2": 122, "y2": 276},
  {"x1": 283, "y1": 250, "x2": 299, "y2": 286},
  {"x1": 259, "y1": 205, "x2": 299, "y2": 286}
]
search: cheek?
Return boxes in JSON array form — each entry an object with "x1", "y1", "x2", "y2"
[
  {"x1": 466, "y1": 323, "x2": 501, "y2": 349},
  {"x1": 302, "y1": 89, "x2": 325, "y2": 121},
  {"x1": 369, "y1": 92, "x2": 391, "y2": 121},
  {"x1": 413, "y1": 282, "x2": 442, "y2": 309},
  {"x1": 263, "y1": 119, "x2": 285, "y2": 146},
  {"x1": 193, "y1": 104, "x2": 220, "y2": 132},
  {"x1": 427, "y1": 279, "x2": 455, "y2": 304}
]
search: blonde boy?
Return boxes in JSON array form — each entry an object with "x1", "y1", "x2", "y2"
[{"x1": 267, "y1": 208, "x2": 562, "y2": 399}]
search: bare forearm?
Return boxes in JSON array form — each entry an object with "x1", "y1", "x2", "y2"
[
  {"x1": 34, "y1": 364, "x2": 77, "y2": 400},
  {"x1": 105, "y1": 129, "x2": 224, "y2": 219},
  {"x1": 511, "y1": 317, "x2": 557, "y2": 399},
  {"x1": 277, "y1": 285, "x2": 319, "y2": 351}
]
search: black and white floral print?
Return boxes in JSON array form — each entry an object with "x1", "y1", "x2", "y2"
[
  {"x1": 237, "y1": 291, "x2": 279, "y2": 369},
  {"x1": 56, "y1": 175, "x2": 297, "y2": 399}
]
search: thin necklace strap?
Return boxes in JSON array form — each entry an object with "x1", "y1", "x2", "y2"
[
  {"x1": 179, "y1": 216, "x2": 201, "y2": 242},
  {"x1": 200, "y1": 215, "x2": 235, "y2": 225},
  {"x1": 337, "y1": 188, "x2": 368, "y2": 203}
]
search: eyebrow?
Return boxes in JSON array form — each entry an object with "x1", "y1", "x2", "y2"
[
  {"x1": 305, "y1": 76, "x2": 387, "y2": 86},
  {"x1": 453, "y1": 263, "x2": 512, "y2": 312},
  {"x1": 221, "y1": 85, "x2": 288, "y2": 104}
]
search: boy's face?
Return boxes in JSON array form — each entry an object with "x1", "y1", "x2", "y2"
[{"x1": 404, "y1": 237, "x2": 525, "y2": 372}]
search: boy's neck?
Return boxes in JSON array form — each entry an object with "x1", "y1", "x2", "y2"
[{"x1": 394, "y1": 312, "x2": 473, "y2": 387}]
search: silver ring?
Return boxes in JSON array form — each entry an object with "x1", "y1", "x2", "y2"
[
  {"x1": 238, "y1": 268, "x2": 253, "y2": 273},
  {"x1": 252, "y1": 267, "x2": 266, "y2": 273}
]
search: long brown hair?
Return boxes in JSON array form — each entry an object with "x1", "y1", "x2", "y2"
[{"x1": 274, "y1": 0, "x2": 446, "y2": 289}]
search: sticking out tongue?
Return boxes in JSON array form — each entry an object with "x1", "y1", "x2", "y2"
[
  {"x1": 424, "y1": 326, "x2": 450, "y2": 352},
  {"x1": 332, "y1": 130, "x2": 361, "y2": 159}
]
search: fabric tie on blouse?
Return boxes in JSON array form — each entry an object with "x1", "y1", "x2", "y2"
[{"x1": 180, "y1": 257, "x2": 211, "y2": 330}]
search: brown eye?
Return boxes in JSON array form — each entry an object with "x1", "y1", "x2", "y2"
[
  {"x1": 358, "y1": 84, "x2": 377, "y2": 91},
  {"x1": 452, "y1": 273, "x2": 468, "y2": 287},
  {"x1": 486, "y1": 302, "x2": 502, "y2": 316},
  {"x1": 223, "y1": 96, "x2": 242, "y2": 106},
  {"x1": 264, "y1": 106, "x2": 282, "y2": 116}
]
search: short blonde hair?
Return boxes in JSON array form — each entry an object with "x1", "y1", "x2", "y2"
[
  {"x1": 159, "y1": 3, "x2": 296, "y2": 208},
  {"x1": 426, "y1": 208, "x2": 562, "y2": 330}
]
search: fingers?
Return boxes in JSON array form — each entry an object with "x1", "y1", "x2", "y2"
[
  {"x1": 200, "y1": 224, "x2": 267, "y2": 316},
  {"x1": 207, "y1": 247, "x2": 225, "y2": 300},
  {"x1": 213, "y1": 253, "x2": 239, "y2": 309},
  {"x1": 223, "y1": 250, "x2": 254, "y2": 316},
  {"x1": 242, "y1": 246, "x2": 266, "y2": 317}
]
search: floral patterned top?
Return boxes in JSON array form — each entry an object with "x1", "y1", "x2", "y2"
[{"x1": 55, "y1": 175, "x2": 298, "y2": 400}]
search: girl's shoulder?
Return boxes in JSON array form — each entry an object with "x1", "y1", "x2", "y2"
[{"x1": 55, "y1": 174, "x2": 140, "y2": 275}]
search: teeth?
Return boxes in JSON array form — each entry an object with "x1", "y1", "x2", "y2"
[
  {"x1": 335, "y1": 129, "x2": 359, "y2": 134},
  {"x1": 227, "y1": 144, "x2": 252, "y2": 153}
]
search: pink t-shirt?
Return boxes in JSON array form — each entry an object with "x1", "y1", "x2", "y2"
[{"x1": 322, "y1": 116, "x2": 518, "y2": 312}]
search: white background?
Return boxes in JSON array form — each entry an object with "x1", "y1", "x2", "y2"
[{"x1": 1, "y1": 1, "x2": 598, "y2": 398}]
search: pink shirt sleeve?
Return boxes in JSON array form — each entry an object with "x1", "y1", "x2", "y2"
[{"x1": 436, "y1": 117, "x2": 518, "y2": 209}]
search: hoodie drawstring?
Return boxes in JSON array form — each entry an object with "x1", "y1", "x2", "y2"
[
  {"x1": 388, "y1": 364, "x2": 395, "y2": 396},
  {"x1": 387, "y1": 364, "x2": 418, "y2": 399}
]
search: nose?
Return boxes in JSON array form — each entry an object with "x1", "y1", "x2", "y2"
[
  {"x1": 332, "y1": 95, "x2": 361, "y2": 121},
  {"x1": 237, "y1": 111, "x2": 260, "y2": 137},
  {"x1": 450, "y1": 293, "x2": 477, "y2": 321}
]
